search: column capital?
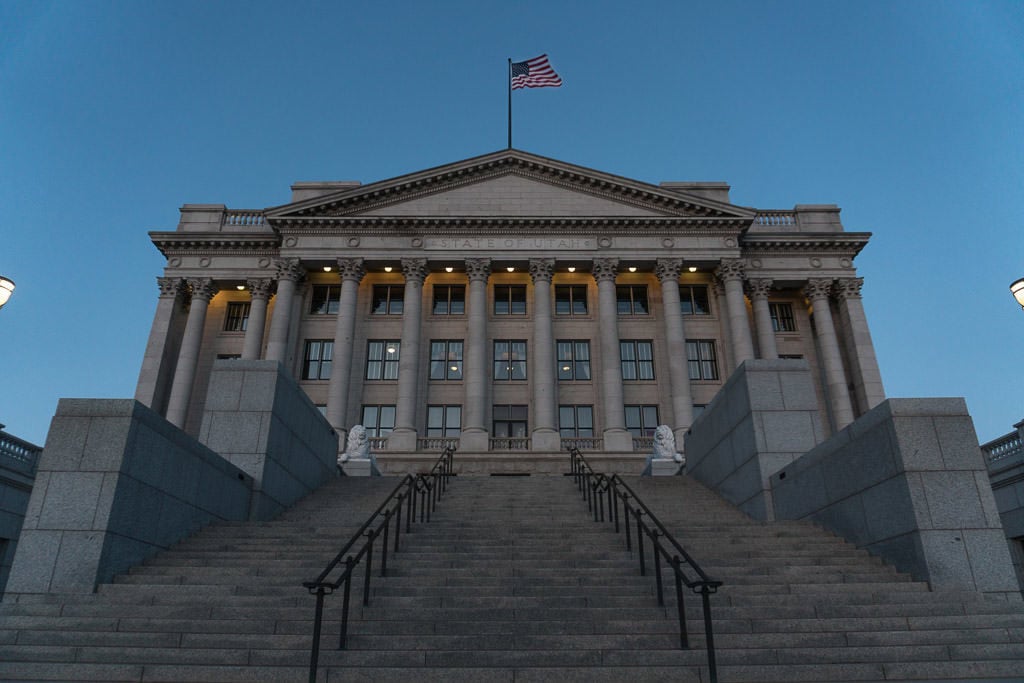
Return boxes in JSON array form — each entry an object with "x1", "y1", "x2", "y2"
[
  {"x1": 529, "y1": 258, "x2": 555, "y2": 283},
  {"x1": 803, "y1": 278, "x2": 833, "y2": 301},
  {"x1": 274, "y1": 258, "x2": 306, "y2": 283},
  {"x1": 746, "y1": 278, "x2": 774, "y2": 301},
  {"x1": 186, "y1": 277, "x2": 217, "y2": 303},
  {"x1": 336, "y1": 258, "x2": 365, "y2": 282},
  {"x1": 400, "y1": 258, "x2": 428, "y2": 285},
  {"x1": 465, "y1": 258, "x2": 491, "y2": 282},
  {"x1": 654, "y1": 258, "x2": 683, "y2": 283},
  {"x1": 715, "y1": 259, "x2": 745, "y2": 283},
  {"x1": 592, "y1": 258, "x2": 619, "y2": 283},
  {"x1": 156, "y1": 277, "x2": 183, "y2": 298},
  {"x1": 246, "y1": 278, "x2": 273, "y2": 300},
  {"x1": 834, "y1": 277, "x2": 864, "y2": 301}
]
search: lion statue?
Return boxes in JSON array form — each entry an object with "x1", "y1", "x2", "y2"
[
  {"x1": 642, "y1": 425, "x2": 684, "y2": 475},
  {"x1": 337, "y1": 425, "x2": 371, "y2": 465}
]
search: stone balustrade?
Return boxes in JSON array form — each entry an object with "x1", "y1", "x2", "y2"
[
  {"x1": 222, "y1": 210, "x2": 266, "y2": 227},
  {"x1": 982, "y1": 431, "x2": 1024, "y2": 465},
  {"x1": 754, "y1": 211, "x2": 798, "y2": 226}
]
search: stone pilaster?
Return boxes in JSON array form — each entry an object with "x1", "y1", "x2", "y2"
[
  {"x1": 326, "y1": 258, "x2": 365, "y2": 447},
  {"x1": 746, "y1": 278, "x2": 779, "y2": 360},
  {"x1": 804, "y1": 279, "x2": 854, "y2": 431},
  {"x1": 655, "y1": 258, "x2": 694, "y2": 446},
  {"x1": 529, "y1": 258, "x2": 560, "y2": 450},
  {"x1": 265, "y1": 259, "x2": 305, "y2": 365},
  {"x1": 389, "y1": 258, "x2": 428, "y2": 451},
  {"x1": 241, "y1": 278, "x2": 273, "y2": 361},
  {"x1": 135, "y1": 277, "x2": 185, "y2": 413},
  {"x1": 835, "y1": 277, "x2": 885, "y2": 414},
  {"x1": 716, "y1": 259, "x2": 755, "y2": 366},
  {"x1": 593, "y1": 258, "x2": 632, "y2": 451},
  {"x1": 165, "y1": 278, "x2": 217, "y2": 430},
  {"x1": 460, "y1": 258, "x2": 491, "y2": 452}
]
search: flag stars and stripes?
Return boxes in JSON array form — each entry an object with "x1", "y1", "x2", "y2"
[{"x1": 510, "y1": 54, "x2": 563, "y2": 89}]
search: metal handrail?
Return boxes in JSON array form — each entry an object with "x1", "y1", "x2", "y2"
[
  {"x1": 569, "y1": 447, "x2": 722, "y2": 683},
  {"x1": 303, "y1": 446, "x2": 454, "y2": 682}
]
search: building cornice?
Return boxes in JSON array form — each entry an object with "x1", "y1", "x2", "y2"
[
  {"x1": 150, "y1": 232, "x2": 281, "y2": 257},
  {"x1": 740, "y1": 232, "x2": 871, "y2": 256}
]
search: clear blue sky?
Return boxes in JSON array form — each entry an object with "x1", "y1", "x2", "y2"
[{"x1": 1, "y1": 0, "x2": 1022, "y2": 446}]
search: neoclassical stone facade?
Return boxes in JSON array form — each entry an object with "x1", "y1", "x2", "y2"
[{"x1": 137, "y1": 149, "x2": 884, "y2": 456}]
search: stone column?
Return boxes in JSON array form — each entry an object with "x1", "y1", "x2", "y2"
[
  {"x1": 460, "y1": 258, "x2": 491, "y2": 452},
  {"x1": 265, "y1": 259, "x2": 305, "y2": 366},
  {"x1": 656, "y1": 259, "x2": 694, "y2": 447},
  {"x1": 135, "y1": 277, "x2": 184, "y2": 414},
  {"x1": 241, "y1": 278, "x2": 273, "y2": 360},
  {"x1": 804, "y1": 279, "x2": 854, "y2": 431},
  {"x1": 389, "y1": 258, "x2": 427, "y2": 451},
  {"x1": 594, "y1": 258, "x2": 633, "y2": 451},
  {"x1": 711, "y1": 280, "x2": 734, "y2": 375},
  {"x1": 165, "y1": 278, "x2": 217, "y2": 430},
  {"x1": 326, "y1": 258, "x2": 365, "y2": 447},
  {"x1": 835, "y1": 277, "x2": 885, "y2": 414},
  {"x1": 747, "y1": 278, "x2": 779, "y2": 360},
  {"x1": 529, "y1": 258, "x2": 560, "y2": 450},
  {"x1": 716, "y1": 259, "x2": 755, "y2": 366}
]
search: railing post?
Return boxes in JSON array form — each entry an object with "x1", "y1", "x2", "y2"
[
  {"x1": 652, "y1": 530, "x2": 664, "y2": 606},
  {"x1": 636, "y1": 511, "x2": 647, "y2": 576},
  {"x1": 409, "y1": 481, "x2": 418, "y2": 530},
  {"x1": 394, "y1": 493, "x2": 404, "y2": 551},
  {"x1": 380, "y1": 509, "x2": 392, "y2": 577},
  {"x1": 612, "y1": 484, "x2": 620, "y2": 533},
  {"x1": 362, "y1": 531, "x2": 375, "y2": 606},
  {"x1": 701, "y1": 584, "x2": 718, "y2": 683},
  {"x1": 339, "y1": 557, "x2": 354, "y2": 650},
  {"x1": 308, "y1": 585, "x2": 326, "y2": 683},
  {"x1": 674, "y1": 557, "x2": 689, "y2": 649},
  {"x1": 623, "y1": 495, "x2": 632, "y2": 551}
]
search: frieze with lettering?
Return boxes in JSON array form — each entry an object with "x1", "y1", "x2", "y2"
[{"x1": 424, "y1": 237, "x2": 594, "y2": 251}]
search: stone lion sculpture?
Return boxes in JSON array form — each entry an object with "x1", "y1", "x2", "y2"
[
  {"x1": 653, "y1": 425, "x2": 684, "y2": 463},
  {"x1": 337, "y1": 425, "x2": 371, "y2": 465}
]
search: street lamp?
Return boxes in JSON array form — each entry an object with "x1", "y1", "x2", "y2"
[
  {"x1": 1012, "y1": 278, "x2": 1024, "y2": 310},
  {"x1": 0, "y1": 276, "x2": 14, "y2": 310}
]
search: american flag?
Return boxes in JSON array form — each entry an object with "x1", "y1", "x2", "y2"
[{"x1": 510, "y1": 54, "x2": 563, "y2": 90}]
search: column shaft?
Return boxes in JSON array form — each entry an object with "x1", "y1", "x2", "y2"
[
  {"x1": 835, "y1": 278, "x2": 885, "y2": 413},
  {"x1": 265, "y1": 259, "x2": 304, "y2": 365},
  {"x1": 326, "y1": 259, "x2": 365, "y2": 444},
  {"x1": 460, "y1": 259, "x2": 491, "y2": 452},
  {"x1": 390, "y1": 259, "x2": 427, "y2": 451},
  {"x1": 805, "y1": 279, "x2": 855, "y2": 431},
  {"x1": 718, "y1": 260, "x2": 754, "y2": 365},
  {"x1": 594, "y1": 259, "x2": 632, "y2": 451},
  {"x1": 241, "y1": 279, "x2": 272, "y2": 360},
  {"x1": 530, "y1": 259, "x2": 559, "y2": 450},
  {"x1": 747, "y1": 279, "x2": 779, "y2": 360},
  {"x1": 135, "y1": 277, "x2": 184, "y2": 413},
  {"x1": 165, "y1": 278, "x2": 216, "y2": 429},
  {"x1": 656, "y1": 259, "x2": 694, "y2": 446}
]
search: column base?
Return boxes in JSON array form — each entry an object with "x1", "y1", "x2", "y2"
[
  {"x1": 459, "y1": 428, "x2": 490, "y2": 452},
  {"x1": 531, "y1": 428, "x2": 561, "y2": 451},
  {"x1": 602, "y1": 429, "x2": 634, "y2": 452},
  {"x1": 386, "y1": 428, "x2": 418, "y2": 452}
]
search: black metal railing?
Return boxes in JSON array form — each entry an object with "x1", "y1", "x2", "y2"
[
  {"x1": 302, "y1": 446, "x2": 455, "y2": 682},
  {"x1": 569, "y1": 447, "x2": 723, "y2": 683}
]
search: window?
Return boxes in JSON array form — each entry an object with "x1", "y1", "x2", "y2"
[
  {"x1": 427, "y1": 405, "x2": 462, "y2": 437},
  {"x1": 555, "y1": 285, "x2": 588, "y2": 315},
  {"x1": 557, "y1": 340, "x2": 591, "y2": 381},
  {"x1": 429, "y1": 340, "x2": 464, "y2": 380},
  {"x1": 769, "y1": 303, "x2": 797, "y2": 332},
  {"x1": 433, "y1": 285, "x2": 465, "y2": 315},
  {"x1": 559, "y1": 405, "x2": 594, "y2": 438},
  {"x1": 625, "y1": 405, "x2": 659, "y2": 438},
  {"x1": 494, "y1": 285, "x2": 526, "y2": 315},
  {"x1": 310, "y1": 285, "x2": 340, "y2": 315},
  {"x1": 686, "y1": 340, "x2": 719, "y2": 381},
  {"x1": 302, "y1": 340, "x2": 333, "y2": 380},
  {"x1": 616, "y1": 285, "x2": 649, "y2": 315},
  {"x1": 679, "y1": 285, "x2": 711, "y2": 315},
  {"x1": 361, "y1": 405, "x2": 395, "y2": 437},
  {"x1": 366, "y1": 340, "x2": 401, "y2": 380},
  {"x1": 493, "y1": 405, "x2": 528, "y2": 437},
  {"x1": 620, "y1": 340, "x2": 655, "y2": 380},
  {"x1": 494, "y1": 340, "x2": 527, "y2": 380},
  {"x1": 224, "y1": 302, "x2": 250, "y2": 331},
  {"x1": 371, "y1": 285, "x2": 404, "y2": 315}
]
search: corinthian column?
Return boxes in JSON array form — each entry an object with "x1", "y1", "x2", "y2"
[
  {"x1": 326, "y1": 258, "x2": 365, "y2": 447},
  {"x1": 135, "y1": 277, "x2": 184, "y2": 413},
  {"x1": 265, "y1": 259, "x2": 305, "y2": 366},
  {"x1": 804, "y1": 279, "x2": 854, "y2": 431},
  {"x1": 389, "y1": 258, "x2": 427, "y2": 451},
  {"x1": 746, "y1": 278, "x2": 779, "y2": 360},
  {"x1": 594, "y1": 258, "x2": 632, "y2": 451},
  {"x1": 166, "y1": 278, "x2": 217, "y2": 430},
  {"x1": 530, "y1": 258, "x2": 560, "y2": 450},
  {"x1": 460, "y1": 258, "x2": 491, "y2": 452},
  {"x1": 716, "y1": 259, "x2": 755, "y2": 366},
  {"x1": 656, "y1": 259, "x2": 694, "y2": 446},
  {"x1": 835, "y1": 277, "x2": 885, "y2": 414},
  {"x1": 241, "y1": 278, "x2": 273, "y2": 360}
]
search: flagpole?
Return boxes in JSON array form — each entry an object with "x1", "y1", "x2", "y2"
[{"x1": 507, "y1": 58, "x2": 512, "y2": 149}]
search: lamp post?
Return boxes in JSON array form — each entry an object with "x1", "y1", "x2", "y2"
[
  {"x1": 1012, "y1": 278, "x2": 1024, "y2": 310},
  {"x1": 0, "y1": 276, "x2": 14, "y2": 310}
]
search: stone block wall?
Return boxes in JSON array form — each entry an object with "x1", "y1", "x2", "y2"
[{"x1": 0, "y1": 455, "x2": 35, "y2": 597}]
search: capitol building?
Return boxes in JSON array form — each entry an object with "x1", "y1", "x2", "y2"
[{"x1": 136, "y1": 149, "x2": 884, "y2": 465}]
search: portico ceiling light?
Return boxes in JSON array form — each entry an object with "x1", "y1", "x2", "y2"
[
  {"x1": 1012, "y1": 278, "x2": 1024, "y2": 309},
  {"x1": 688, "y1": 266, "x2": 698, "y2": 273},
  {"x1": 628, "y1": 267, "x2": 637, "y2": 273},
  {"x1": 445, "y1": 267, "x2": 454, "y2": 273},
  {"x1": 236, "y1": 284, "x2": 245, "y2": 290},
  {"x1": 506, "y1": 267, "x2": 515, "y2": 272},
  {"x1": 0, "y1": 276, "x2": 14, "y2": 310},
  {"x1": 384, "y1": 266, "x2": 393, "y2": 273},
  {"x1": 323, "y1": 266, "x2": 332, "y2": 272},
  {"x1": 567, "y1": 267, "x2": 576, "y2": 273}
]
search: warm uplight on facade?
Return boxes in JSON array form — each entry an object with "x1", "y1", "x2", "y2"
[
  {"x1": 0, "y1": 276, "x2": 14, "y2": 310},
  {"x1": 1012, "y1": 278, "x2": 1024, "y2": 309}
]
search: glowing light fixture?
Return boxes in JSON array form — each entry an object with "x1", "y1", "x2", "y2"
[
  {"x1": 628, "y1": 266, "x2": 637, "y2": 273},
  {"x1": 445, "y1": 267, "x2": 454, "y2": 273},
  {"x1": 567, "y1": 267, "x2": 576, "y2": 273},
  {"x1": 323, "y1": 266, "x2": 332, "y2": 272},
  {"x1": 0, "y1": 276, "x2": 14, "y2": 310},
  {"x1": 384, "y1": 266, "x2": 393, "y2": 273},
  {"x1": 506, "y1": 267, "x2": 515, "y2": 273},
  {"x1": 1012, "y1": 278, "x2": 1024, "y2": 309},
  {"x1": 688, "y1": 266, "x2": 698, "y2": 273},
  {"x1": 236, "y1": 284, "x2": 245, "y2": 291}
]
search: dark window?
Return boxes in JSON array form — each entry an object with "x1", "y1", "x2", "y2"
[
  {"x1": 494, "y1": 340, "x2": 527, "y2": 380},
  {"x1": 559, "y1": 405, "x2": 594, "y2": 438},
  {"x1": 429, "y1": 340, "x2": 464, "y2": 380},
  {"x1": 616, "y1": 285, "x2": 649, "y2": 315},
  {"x1": 620, "y1": 340, "x2": 655, "y2": 380},
  {"x1": 624, "y1": 405, "x2": 659, "y2": 438},
  {"x1": 557, "y1": 340, "x2": 591, "y2": 381},
  {"x1": 493, "y1": 405, "x2": 528, "y2": 438},
  {"x1": 361, "y1": 405, "x2": 395, "y2": 437},
  {"x1": 302, "y1": 340, "x2": 333, "y2": 380},
  {"x1": 433, "y1": 285, "x2": 466, "y2": 315},
  {"x1": 769, "y1": 303, "x2": 797, "y2": 332},
  {"x1": 555, "y1": 285, "x2": 588, "y2": 315},
  {"x1": 494, "y1": 285, "x2": 527, "y2": 315},
  {"x1": 310, "y1": 285, "x2": 341, "y2": 315},
  {"x1": 427, "y1": 405, "x2": 462, "y2": 437},
  {"x1": 371, "y1": 285, "x2": 404, "y2": 315},
  {"x1": 224, "y1": 302, "x2": 250, "y2": 331},
  {"x1": 679, "y1": 285, "x2": 711, "y2": 315},
  {"x1": 686, "y1": 340, "x2": 719, "y2": 380},
  {"x1": 366, "y1": 340, "x2": 401, "y2": 380}
]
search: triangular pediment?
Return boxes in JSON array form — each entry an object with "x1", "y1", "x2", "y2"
[{"x1": 266, "y1": 150, "x2": 755, "y2": 222}]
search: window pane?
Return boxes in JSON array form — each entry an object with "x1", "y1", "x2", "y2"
[
  {"x1": 362, "y1": 406, "x2": 378, "y2": 426},
  {"x1": 450, "y1": 286, "x2": 465, "y2": 314},
  {"x1": 379, "y1": 406, "x2": 396, "y2": 432},
  {"x1": 633, "y1": 287, "x2": 649, "y2": 314},
  {"x1": 578, "y1": 406, "x2": 593, "y2": 429},
  {"x1": 620, "y1": 342, "x2": 636, "y2": 361},
  {"x1": 692, "y1": 287, "x2": 709, "y2": 315},
  {"x1": 555, "y1": 286, "x2": 571, "y2": 315},
  {"x1": 616, "y1": 286, "x2": 631, "y2": 314}
]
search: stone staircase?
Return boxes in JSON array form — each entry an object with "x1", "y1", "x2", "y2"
[{"x1": 1, "y1": 471, "x2": 1023, "y2": 682}]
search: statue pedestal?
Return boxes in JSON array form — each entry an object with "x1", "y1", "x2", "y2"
[
  {"x1": 341, "y1": 459, "x2": 381, "y2": 477},
  {"x1": 642, "y1": 457, "x2": 682, "y2": 476}
]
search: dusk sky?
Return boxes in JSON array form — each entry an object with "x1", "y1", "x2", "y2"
[{"x1": 1, "y1": 0, "x2": 1022, "y2": 446}]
